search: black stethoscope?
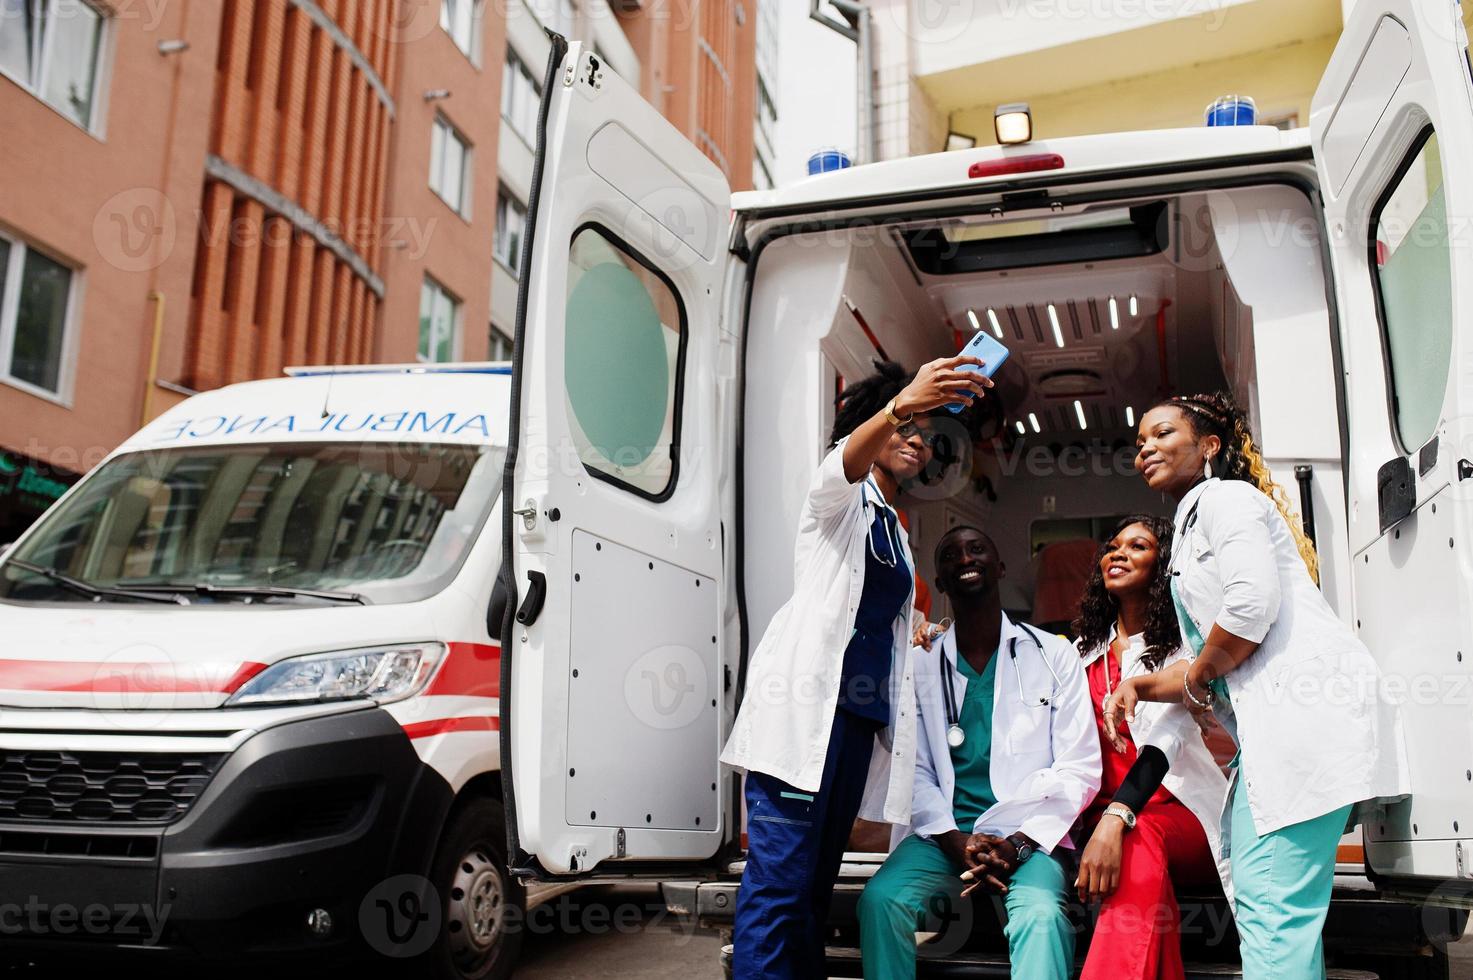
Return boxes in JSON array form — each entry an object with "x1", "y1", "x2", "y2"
[{"x1": 938, "y1": 624, "x2": 1062, "y2": 748}]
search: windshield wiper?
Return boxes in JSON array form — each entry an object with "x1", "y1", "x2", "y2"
[
  {"x1": 125, "y1": 582, "x2": 369, "y2": 605},
  {"x1": 4, "y1": 559, "x2": 189, "y2": 605}
]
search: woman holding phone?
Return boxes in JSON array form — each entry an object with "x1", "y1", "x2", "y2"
[
  {"x1": 720, "y1": 355, "x2": 990, "y2": 980},
  {"x1": 1106, "y1": 392, "x2": 1405, "y2": 979}
]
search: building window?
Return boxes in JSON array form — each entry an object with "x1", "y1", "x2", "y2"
[
  {"x1": 0, "y1": 234, "x2": 75, "y2": 397},
  {"x1": 488, "y1": 323, "x2": 513, "y2": 361},
  {"x1": 563, "y1": 226, "x2": 686, "y2": 500},
  {"x1": 429, "y1": 116, "x2": 471, "y2": 216},
  {"x1": 501, "y1": 47, "x2": 541, "y2": 145},
  {"x1": 439, "y1": 0, "x2": 480, "y2": 61},
  {"x1": 1371, "y1": 129, "x2": 1451, "y2": 452},
  {"x1": 494, "y1": 187, "x2": 527, "y2": 273},
  {"x1": 0, "y1": 0, "x2": 108, "y2": 130},
  {"x1": 527, "y1": 0, "x2": 575, "y2": 36},
  {"x1": 419, "y1": 278, "x2": 460, "y2": 363}
]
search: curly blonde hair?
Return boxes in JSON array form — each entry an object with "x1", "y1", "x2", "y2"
[{"x1": 1156, "y1": 392, "x2": 1320, "y2": 583}]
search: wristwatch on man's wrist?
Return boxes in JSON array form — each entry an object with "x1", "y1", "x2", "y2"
[
  {"x1": 1104, "y1": 802, "x2": 1137, "y2": 831},
  {"x1": 1005, "y1": 833, "x2": 1035, "y2": 864}
]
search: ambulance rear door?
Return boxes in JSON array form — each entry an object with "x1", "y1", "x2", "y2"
[
  {"x1": 1311, "y1": 0, "x2": 1473, "y2": 899},
  {"x1": 497, "y1": 35, "x2": 740, "y2": 878}
]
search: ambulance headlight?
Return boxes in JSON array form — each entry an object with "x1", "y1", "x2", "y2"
[{"x1": 226, "y1": 642, "x2": 446, "y2": 706}]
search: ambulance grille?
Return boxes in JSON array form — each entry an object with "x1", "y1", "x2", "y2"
[{"x1": 0, "y1": 750, "x2": 225, "y2": 824}]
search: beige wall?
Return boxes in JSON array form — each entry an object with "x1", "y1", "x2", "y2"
[{"x1": 946, "y1": 34, "x2": 1339, "y2": 147}]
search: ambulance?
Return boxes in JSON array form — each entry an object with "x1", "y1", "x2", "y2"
[{"x1": 3, "y1": 0, "x2": 1473, "y2": 976}]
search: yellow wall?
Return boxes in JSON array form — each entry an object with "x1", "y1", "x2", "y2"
[{"x1": 944, "y1": 33, "x2": 1340, "y2": 146}]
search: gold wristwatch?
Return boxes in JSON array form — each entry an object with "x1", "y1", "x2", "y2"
[{"x1": 883, "y1": 398, "x2": 913, "y2": 427}]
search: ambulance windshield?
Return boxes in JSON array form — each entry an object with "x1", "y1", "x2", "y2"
[{"x1": 0, "y1": 442, "x2": 504, "y2": 606}]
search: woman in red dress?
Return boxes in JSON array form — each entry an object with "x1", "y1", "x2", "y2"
[{"x1": 1071, "y1": 515, "x2": 1230, "y2": 980}]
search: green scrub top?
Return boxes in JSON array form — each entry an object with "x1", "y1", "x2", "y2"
[{"x1": 951, "y1": 652, "x2": 999, "y2": 831}]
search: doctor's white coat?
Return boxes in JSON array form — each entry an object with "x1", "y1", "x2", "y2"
[{"x1": 899, "y1": 616, "x2": 1101, "y2": 854}]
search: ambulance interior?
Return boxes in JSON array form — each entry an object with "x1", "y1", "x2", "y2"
[{"x1": 743, "y1": 182, "x2": 1345, "y2": 638}]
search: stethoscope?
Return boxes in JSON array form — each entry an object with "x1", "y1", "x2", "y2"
[
  {"x1": 860, "y1": 477, "x2": 905, "y2": 569},
  {"x1": 938, "y1": 623, "x2": 1063, "y2": 748}
]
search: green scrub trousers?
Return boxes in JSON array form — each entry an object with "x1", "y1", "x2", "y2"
[
  {"x1": 858, "y1": 654, "x2": 1074, "y2": 979},
  {"x1": 1175, "y1": 583, "x2": 1354, "y2": 979}
]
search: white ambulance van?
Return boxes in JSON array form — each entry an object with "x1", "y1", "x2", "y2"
[{"x1": 4, "y1": 0, "x2": 1473, "y2": 976}]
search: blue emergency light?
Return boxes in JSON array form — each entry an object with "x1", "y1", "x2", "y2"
[{"x1": 1205, "y1": 95, "x2": 1257, "y2": 127}]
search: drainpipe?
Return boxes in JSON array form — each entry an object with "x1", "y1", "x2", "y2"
[{"x1": 808, "y1": 0, "x2": 878, "y2": 164}]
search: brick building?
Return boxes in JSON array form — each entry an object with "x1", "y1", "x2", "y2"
[{"x1": 0, "y1": 0, "x2": 766, "y2": 540}]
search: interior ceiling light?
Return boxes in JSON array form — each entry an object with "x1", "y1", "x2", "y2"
[
  {"x1": 987, "y1": 308, "x2": 1003, "y2": 338},
  {"x1": 1125, "y1": 405, "x2": 1135, "y2": 428},
  {"x1": 1028, "y1": 412, "x2": 1041, "y2": 433},
  {"x1": 1130, "y1": 294, "x2": 1139, "y2": 317},
  {"x1": 1015, "y1": 420, "x2": 1026, "y2": 435},
  {"x1": 1074, "y1": 399, "x2": 1088, "y2": 430},
  {"x1": 1108, "y1": 296, "x2": 1120, "y2": 330},
  {"x1": 1047, "y1": 304, "x2": 1065, "y2": 348},
  {"x1": 994, "y1": 103, "x2": 1033, "y2": 145},
  {"x1": 967, "y1": 309, "x2": 981, "y2": 331}
]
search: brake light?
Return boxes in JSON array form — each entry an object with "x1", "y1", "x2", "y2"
[{"x1": 968, "y1": 154, "x2": 1066, "y2": 179}]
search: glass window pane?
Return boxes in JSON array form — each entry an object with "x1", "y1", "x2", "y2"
[
  {"x1": 1374, "y1": 131, "x2": 1452, "y2": 450},
  {"x1": 11, "y1": 246, "x2": 71, "y2": 392},
  {"x1": 443, "y1": 131, "x2": 465, "y2": 212},
  {"x1": 42, "y1": 0, "x2": 103, "y2": 128},
  {"x1": 429, "y1": 120, "x2": 445, "y2": 197},
  {"x1": 563, "y1": 228, "x2": 684, "y2": 497},
  {"x1": 0, "y1": 0, "x2": 40, "y2": 85},
  {"x1": 434, "y1": 290, "x2": 457, "y2": 362},
  {"x1": 418, "y1": 280, "x2": 435, "y2": 360}
]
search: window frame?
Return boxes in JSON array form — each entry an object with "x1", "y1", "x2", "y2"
[
  {"x1": 439, "y1": 0, "x2": 482, "y2": 64},
  {"x1": 418, "y1": 276, "x2": 463, "y2": 364},
  {"x1": 488, "y1": 322, "x2": 513, "y2": 362},
  {"x1": 1366, "y1": 125, "x2": 1451, "y2": 456},
  {"x1": 501, "y1": 46, "x2": 542, "y2": 147},
  {"x1": 493, "y1": 185, "x2": 528, "y2": 275},
  {"x1": 429, "y1": 114, "x2": 473, "y2": 218},
  {"x1": 563, "y1": 221, "x2": 689, "y2": 504},
  {"x1": 0, "y1": 0, "x2": 112, "y2": 135},
  {"x1": 0, "y1": 230, "x2": 80, "y2": 405}
]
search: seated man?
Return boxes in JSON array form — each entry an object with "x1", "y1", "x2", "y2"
[{"x1": 858, "y1": 527, "x2": 1101, "y2": 979}]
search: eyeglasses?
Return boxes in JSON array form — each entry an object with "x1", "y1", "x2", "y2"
[{"x1": 895, "y1": 422, "x2": 942, "y2": 448}]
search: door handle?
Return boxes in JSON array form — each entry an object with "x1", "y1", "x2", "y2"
[
  {"x1": 1459, "y1": 459, "x2": 1473, "y2": 482},
  {"x1": 515, "y1": 571, "x2": 547, "y2": 627},
  {"x1": 1294, "y1": 464, "x2": 1317, "y2": 551}
]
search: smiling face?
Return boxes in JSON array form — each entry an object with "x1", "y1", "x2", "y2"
[
  {"x1": 875, "y1": 418, "x2": 935, "y2": 483},
  {"x1": 934, "y1": 527, "x2": 1004, "y2": 602},
  {"x1": 1135, "y1": 405, "x2": 1221, "y2": 499},
  {"x1": 1100, "y1": 522, "x2": 1160, "y2": 600}
]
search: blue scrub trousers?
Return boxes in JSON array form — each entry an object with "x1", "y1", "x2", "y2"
[
  {"x1": 1229, "y1": 773, "x2": 1352, "y2": 979},
  {"x1": 732, "y1": 708, "x2": 879, "y2": 979}
]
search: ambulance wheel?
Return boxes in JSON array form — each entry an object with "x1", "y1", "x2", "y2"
[{"x1": 427, "y1": 796, "x2": 524, "y2": 980}]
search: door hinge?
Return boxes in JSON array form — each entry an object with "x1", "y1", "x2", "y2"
[
  {"x1": 1457, "y1": 841, "x2": 1466, "y2": 879},
  {"x1": 616, "y1": 827, "x2": 627, "y2": 858}
]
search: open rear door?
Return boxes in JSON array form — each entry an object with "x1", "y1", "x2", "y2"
[
  {"x1": 1311, "y1": 0, "x2": 1473, "y2": 897},
  {"x1": 498, "y1": 37, "x2": 735, "y2": 877}
]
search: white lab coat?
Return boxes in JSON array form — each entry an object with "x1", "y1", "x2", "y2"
[
  {"x1": 899, "y1": 616, "x2": 1101, "y2": 854},
  {"x1": 1080, "y1": 629, "x2": 1233, "y2": 902},
  {"x1": 720, "y1": 438, "x2": 919, "y2": 826},
  {"x1": 1169, "y1": 478, "x2": 1409, "y2": 835}
]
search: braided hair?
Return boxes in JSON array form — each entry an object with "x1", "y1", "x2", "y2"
[
  {"x1": 1072, "y1": 515, "x2": 1181, "y2": 671},
  {"x1": 1152, "y1": 391, "x2": 1320, "y2": 583},
  {"x1": 829, "y1": 361, "x2": 915, "y2": 447}
]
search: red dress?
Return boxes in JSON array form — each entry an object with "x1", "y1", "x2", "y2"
[{"x1": 1079, "y1": 643, "x2": 1220, "y2": 980}]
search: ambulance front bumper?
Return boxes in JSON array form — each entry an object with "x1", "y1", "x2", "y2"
[{"x1": 0, "y1": 706, "x2": 453, "y2": 958}]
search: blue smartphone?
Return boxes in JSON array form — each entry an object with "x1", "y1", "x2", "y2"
[{"x1": 946, "y1": 331, "x2": 1010, "y2": 413}]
